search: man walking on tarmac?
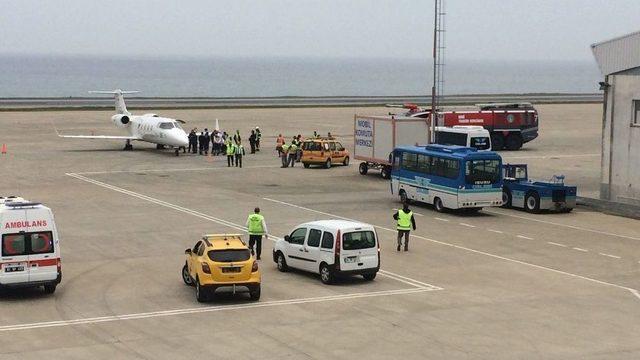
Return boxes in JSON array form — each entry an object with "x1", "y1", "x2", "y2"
[
  {"x1": 246, "y1": 207, "x2": 268, "y2": 260},
  {"x1": 393, "y1": 203, "x2": 416, "y2": 251}
]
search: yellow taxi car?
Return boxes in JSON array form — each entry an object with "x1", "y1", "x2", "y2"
[
  {"x1": 301, "y1": 138, "x2": 350, "y2": 168},
  {"x1": 181, "y1": 234, "x2": 261, "y2": 302}
]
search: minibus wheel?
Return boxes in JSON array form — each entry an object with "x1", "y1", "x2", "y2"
[
  {"x1": 399, "y1": 190, "x2": 408, "y2": 204},
  {"x1": 319, "y1": 263, "x2": 334, "y2": 284},
  {"x1": 43, "y1": 283, "x2": 56, "y2": 294},
  {"x1": 363, "y1": 273, "x2": 376, "y2": 281},
  {"x1": 434, "y1": 197, "x2": 445, "y2": 213},
  {"x1": 325, "y1": 158, "x2": 332, "y2": 169},
  {"x1": 276, "y1": 252, "x2": 288, "y2": 272}
]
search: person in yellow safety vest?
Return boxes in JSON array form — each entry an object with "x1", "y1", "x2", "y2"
[
  {"x1": 246, "y1": 207, "x2": 268, "y2": 260},
  {"x1": 281, "y1": 142, "x2": 290, "y2": 168},
  {"x1": 226, "y1": 141, "x2": 236, "y2": 167},
  {"x1": 287, "y1": 138, "x2": 298, "y2": 168},
  {"x1": 393, "y1": 203, "x2": 416, "y2": 251}
]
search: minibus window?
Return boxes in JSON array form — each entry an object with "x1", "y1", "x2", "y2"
[
  {"x1": 2, "y1": 234, "x2": 27, "y2": 256},
  {"x1": 321, "y1": 232, "x2": 334, "y2": 249},
  {"x1": 30, "y1": 232, "x2": 53, "y2": 254},
  {"x1": 307, "y1": 229, "x2": 321, "y2": 247},
  {"x1": 289, "y1": 228, "x2": 307, "y2": 245},
  {"x1": 208, "y1": 249, "x2": 250, "y2": 262},
  {"x1": 342, "y1": 231, "x2": 376, "y2": 250}
]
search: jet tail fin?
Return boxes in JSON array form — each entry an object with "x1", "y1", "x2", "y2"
[{"x1": 89, "y1": 89, "x2": 139, "y2": 115}]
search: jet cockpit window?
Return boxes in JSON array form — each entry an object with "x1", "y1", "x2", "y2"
[
  {"x1": 173, "y1": 122, "x2": 183, "y2": 130},
  {"x1": 159, "y1": 122, "x2": 174, "y2": 129}
]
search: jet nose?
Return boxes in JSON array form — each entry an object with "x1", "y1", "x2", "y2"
[{"x1": 172, "y1": 129, "x2": 189, "y2": 147}]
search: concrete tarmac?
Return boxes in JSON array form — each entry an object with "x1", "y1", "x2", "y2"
[{"x1": 1, "y1": 104, "x2": 639, "y2": 359}]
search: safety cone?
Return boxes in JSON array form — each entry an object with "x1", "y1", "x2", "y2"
[{"x1": 1, "y1": 144, "x2": 6, "y2": 154}]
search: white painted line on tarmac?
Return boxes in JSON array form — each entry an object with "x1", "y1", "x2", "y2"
[
  {"x1": 484, "y1": 209, "x2": 640, "y2": 242},
  {"x1": 263, "y1": 198, "x2": 640, "y2": 302},
  {"x1": 487, "y1": 229, "x2": 503, "y2": 234},
  {"x1": 0, "y1": 287, "x2": 437, "y2": 333},
  {"x1": 517, "y1": 235, "x2": 533, "y2": 240},
  {"x1": 573, "y1": 247, "x2": 589, "y2": 252},
  {"x1": 547, "y1": 242, "x2": 567, "y2": 248},
  {"x1": 599, "y1": 253, "x2": 621, "y2": 259},
  {"x1": 434, "y1": 217, "x2": 449, "y2": 222},
  {"x1": 73, "y1": 165, "x2": 280, "y2": 175},
  {"x1": 502, "y1": 153, "x2": 599, "y2": 160},
  {"x1": 459, "y1": 223, "x2": 476, "y2": 228}
]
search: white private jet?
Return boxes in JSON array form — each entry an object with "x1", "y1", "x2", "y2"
[{"x1": 57, "y1": 89, "x2": 190, "y2": 156}]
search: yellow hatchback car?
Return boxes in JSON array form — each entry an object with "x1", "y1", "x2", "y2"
[
  {"x1": 301, "y1": 138, "x2": 350, "y2": 169},
  {"x1": 182, "y1": 234, "x2": 261, "y2": 302}
]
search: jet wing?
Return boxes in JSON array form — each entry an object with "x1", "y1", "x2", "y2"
[{"x1": 57, "y1": 134, "x2": 138, "y2": 140}]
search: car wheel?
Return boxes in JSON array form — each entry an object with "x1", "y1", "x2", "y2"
[
  {"x1": 363, "y1": 273, "x2": 376, "y2": 281},
  {"x1": 359, "y1": 162, "x2": 368, "y2": 175},
  {"x1": 562, "y1": 207, "x2": 573, "y2": 213},
  {"x1": 196, "y1": 277, "x2": 208, "y2": 303},
  {"x1": 399, "y1": 190, "x2": 408, "y2": 204},
  {"x1": 249, "y1": 285, "x2": 261, "y2": 301},
  {"x1": 434, "y1": 197, "x2": 445, "y2": 213},
  {"x1": 502, "y1": 189, "x2": 512, "y2": 208},
  {"x1": 276, "y1": 252, "x2": 288, "y2": 272},
  {"x1": 182, "y1": 264, "x2": 193, "y2": 286},
  {"x1": 525, "y1": 192, "x2": 541, "y2": 213},
  {"x1": 505, "y1": 134, "x2": 523, "y2": 150},
  {"x1": 303, "y1": 163, "x2": 310, "y2": 168},
  {"x1": 43, "y1": 283, "x2": 56, "y2": 294},
  {"x1": 343, "y1": 156, "x2": 349, "y2": 166},
  {"x1": 319, "y1": 263, "x2": 334, "y2": 285},
  {"x1": 325, "y1": 158, "x2": 332, "y2": 169},
  {"x1": 491, "y1": 134, "x2": 505, "y2": 151}
]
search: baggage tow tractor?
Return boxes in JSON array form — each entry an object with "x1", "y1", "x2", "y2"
[{"x1": 501, "y1": 164, "x2": 576, "y2": 213}]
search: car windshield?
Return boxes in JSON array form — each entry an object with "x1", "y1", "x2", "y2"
[
  {"x1": 342, "y1": 231, "x2": 376, "y2": 250},
  {"x1": 159, "y1": 122, "x2": 174, "y2": 129},
  {"x1": 465, "y1": 159, "x2": 501, "y2": 185},
  {"x1": 208, "y1": 249, "x2": 251, "y2": 262}
]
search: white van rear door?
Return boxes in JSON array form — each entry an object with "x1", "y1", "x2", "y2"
[
  {"x1": 340, "y1": 229, "x2": 379, "y2": 272},
  {"x1": 26, "y1": 208, "x2": 57, "y2": 283},
  {"x1": 0, "y1": 209, "x2": 29, "y2": 285}
]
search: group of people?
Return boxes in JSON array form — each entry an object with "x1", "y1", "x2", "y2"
[
  {"x1": 275, "y1": 131, "x2": 335, "y2": 168},
  {"x1": 276, "y1": 134, "x2": 303, "y2": 168},
  {"x1": 188, "y1": 127, "x2": 264, "y2": 168}
]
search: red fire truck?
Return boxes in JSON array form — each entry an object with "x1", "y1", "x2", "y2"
[{"x1": 402, "y1": 103, "x2": 539, "y2": 150}]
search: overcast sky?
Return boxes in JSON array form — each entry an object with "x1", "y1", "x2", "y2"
[{"x1": 0, "y1": 0, "x2": 638, "y2": 61}]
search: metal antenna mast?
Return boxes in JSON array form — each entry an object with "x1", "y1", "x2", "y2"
[{"x1": 430, "y1": 0, "x2": 446, "y2": 142}]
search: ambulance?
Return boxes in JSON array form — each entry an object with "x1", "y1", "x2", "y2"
[{"x1": 0, "y1": 196, "x2": 62, "y2": 294}]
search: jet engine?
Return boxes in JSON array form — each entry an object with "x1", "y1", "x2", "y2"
[{"x1": 111, "y1": 114, "x2": 130, "y2": 127}]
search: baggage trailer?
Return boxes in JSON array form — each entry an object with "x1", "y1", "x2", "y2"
[{"x1": 354, "y1": 115, "x2": 430, "y2": 179}]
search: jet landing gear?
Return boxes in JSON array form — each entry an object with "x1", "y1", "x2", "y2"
[
  {"x1": 123, "y1": 140, "x2": 133, "y2": 151},
  {"x1": 175, "y1": 148, "x2": 180, "y2": 156}
]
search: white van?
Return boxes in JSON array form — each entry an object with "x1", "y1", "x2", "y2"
[
  {"x1": 272, "y1": 220, "x2": 380, "y2": 284},
  {"x1": 0, "y1": 196, "x2": 62, "y2": 293},
  {"x1": 435, "y1": 125, "x2": 492, "y2": 151}
]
